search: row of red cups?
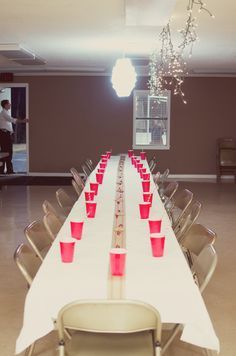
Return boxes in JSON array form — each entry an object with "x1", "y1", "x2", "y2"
[
  {"x1": 130, "y1": 152, "x2": 165, "y2": 258},
  {"x1": 111, "y1": 152, "x2": 165, "y2": 277},
  {"x1": 59, "y1": 151, "x2": 111, "y2": 263}
]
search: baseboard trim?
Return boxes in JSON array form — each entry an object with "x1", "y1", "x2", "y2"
[
  {"x1": 168, "y1": 174, "x2": 235, "y2": 182},
  {"x1": 24, "y1": 173, "x2": 236, "y2": 180},
  {"x1": 28, "y1": 172, "x2": 72, "y2": 177}
]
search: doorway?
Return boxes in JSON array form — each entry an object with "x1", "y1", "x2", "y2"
[{"x1": 0, "y1": 83, "x2": 29, "y2": 174}]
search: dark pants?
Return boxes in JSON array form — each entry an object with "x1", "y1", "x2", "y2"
[{"x1": 0, "y1": 130, "x2": 14, "y2": 173}]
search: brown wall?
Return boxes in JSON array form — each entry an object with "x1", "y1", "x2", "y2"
[{"x1": 14, "y1": 75, "x2": 236, "y2": 174}]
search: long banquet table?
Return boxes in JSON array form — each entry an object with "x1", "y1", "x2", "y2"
[{"x1": 15, "y1": 155, "x2": 219, "y2": 354}]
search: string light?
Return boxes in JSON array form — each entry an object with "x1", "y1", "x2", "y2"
[{"x1": 148, "y1": 0, "x2": 214, "y2": 104}]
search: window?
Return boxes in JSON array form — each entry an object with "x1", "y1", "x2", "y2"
[{"x1": 133, "y1": 90, "x2": 170, "y2": 150}]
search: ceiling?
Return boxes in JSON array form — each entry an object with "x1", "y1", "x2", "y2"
[{"x1": 0, "y1": 0, "x2": 235, "y2": 75}]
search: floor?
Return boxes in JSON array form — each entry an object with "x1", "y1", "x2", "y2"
[{"x1": 0, "y1": 182, "x2": 235, "y2": 356}]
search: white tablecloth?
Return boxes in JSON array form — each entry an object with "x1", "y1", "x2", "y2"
[
  {"x1": 15, "y1": 156, "x2": 219, "y2": 353},
  {"x1": 124, "y1": 158, "x2": 219, "y2": 351}
]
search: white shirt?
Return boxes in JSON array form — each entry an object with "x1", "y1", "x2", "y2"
[{"x1": 0, "y1": 109, "x2": 17, "y2": 133}]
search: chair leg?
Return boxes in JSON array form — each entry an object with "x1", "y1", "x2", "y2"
[
  {"x1": 24, "y1": 342, "x2": 35, "y2": 356},
  {"x1": 161, "y1": 324, "x2": 181, "y2": 354}
]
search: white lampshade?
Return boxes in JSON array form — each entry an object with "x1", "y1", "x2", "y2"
[{"x1": 111, "y1": 58, "x2": 137, "y2": 97}]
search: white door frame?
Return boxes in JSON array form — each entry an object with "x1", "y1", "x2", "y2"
[{"x1": 0, "y1": 82, "x2": 29, "y2": 173}]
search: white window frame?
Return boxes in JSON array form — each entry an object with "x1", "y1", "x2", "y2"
[{"x1": 132, "y1": 89, "x2": 171, "y2": 150}]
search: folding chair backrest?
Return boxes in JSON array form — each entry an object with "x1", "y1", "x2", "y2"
[
  {"x1": 14, "y1": 243, "x2": 41, "y2": 286},
  {"x1": 42, "y1": 200, "x2": 65, "y2": 223},
  {"x1": 57, "y1": 300, "x2": 161, "y2": 346},
  {"x1": 181, "y1": 223, "x2": 216, "y2": 256},
  {"x1": 153, "y1": 172, "x2": 161, "y2": 186},
  {"x1": 193, "y1": 245, "x2": 218, "y2": 293},
  {"x1": 82, "y1": 164, "x2": 91, "y2": 179},
  {"x1": 150, "y1": 162, "x2": 157, "y2": 173},
  {"x1": 43, "y1": 212, "x2": 62, "y2": 241},
  {"x1": 56, "y1": 188, "x2": 75, "y2": 214},
  {"x1": 70, "y1": 167, "x2": 85, "y2": 189},
  {"x1": 171, "y1": 189, "x2": 193, "y2": 227},
  {"x1": 176, "y1": 200, "x2": 202, "y2": 241},
  {"x1": 161, "y1": 168, "x2": 170, "y2": 184},
  {"x1": 24, "y1": 220, "x2": 52, "y2": 261},
  {"x1": 85, "y1": 159, "x2": 94, "y2": 173},
  {"x1": 163, "y1": 182, "x2": 179, "y2": 207},
  {"x1": 72, "y1": 179, "x2": 82, "y2": 197}
]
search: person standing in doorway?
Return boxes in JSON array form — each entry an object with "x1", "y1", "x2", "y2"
[{"x1": 0, "y1": 100, "x2": 28, "y2": 174}]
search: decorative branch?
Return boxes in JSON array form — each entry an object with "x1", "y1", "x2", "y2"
[{"x1": 148, "y1": 0, "x2": 214, "y2": 104}]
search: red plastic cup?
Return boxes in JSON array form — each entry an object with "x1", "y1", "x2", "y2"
[
  {"x1": 106, "y1": 151, "x2": 111, "y2": 158},
  {"x1": 90, "y1": 182, "x2": 99, "y2": 195},
  {"x1": 142, "y1": 180, "x2": 150, "y2": 192},
  {"x1": 131, "y1": 156, "x2": 136, "y2": 165},
  {"x1": 137, "y1": 163, "x2": 143, "y2": 170},
  {"x1": 101, "y1": 158, "x2": 108, "y2": 163},
  {"x1": 98, "y1": 168, "x2": 105, "y2": 174},
  {"x1": 134, "y1": 160, "x2": 138, "y2": 168},
  {"x1": 70, "y1": 221, "x2": 84, "y2": 240},
  {"x1": 143, "y1": 193, "x2": 153, "y2": 205},
  {"x1": 110, "y1": 248, "x2": 127, "y2": 276},
  {"x1": 140, "y1": 168, "x2": 147, "y2": 179},
  {"x1": 136, "y1": 159, "x2": 140, "y2": 163},
  {"x1": 139, "y1": 202, "x2": 151, "y2": 219},
  {"x1": 148, "y1": 220, "x2": 162, "y2": 234},
  {"x1": 101, "y1": 154, "x2": 107, "y2": 159},
  {"x1": 86, "y1": 202, "x2": 97, "y2": 218},
  {"x1": 96, "y1": 173, "x2": 104, "y2": 184},
  {"x1": 59, "y1": 241, "x2": 75, "y2": 263},
  {"x1": 140, "y1": 151, "x2": 146, "y2": 160},
  {"x1": 143, "y1": 173, "x2": 150, "y2": 180},
  {"x1": 84, "y1": 191, "x2": 95, "y2": 201},
  {"x1": 128, "y1": 150, "x2": 134, "y2": 157},
  {"x1": 99, "y1": 163, "x2": 106, "y2": 169},
  {"x1": 150, "y1": 235, "x2": 165, "y2": 257}
]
